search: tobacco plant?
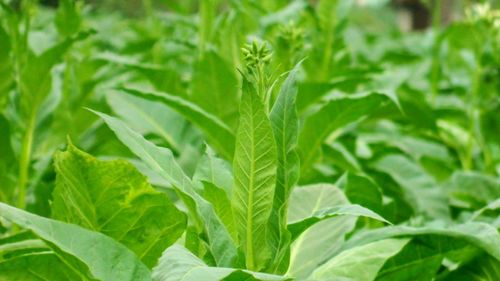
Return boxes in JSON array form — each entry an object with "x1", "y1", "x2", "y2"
[{"x1": 0, "y1": 0, "x2": 499, "y2": 281}]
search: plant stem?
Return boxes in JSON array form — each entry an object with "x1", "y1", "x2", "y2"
[{"x1": 17, "y1": 111, "x2": 36, "y2": 209}]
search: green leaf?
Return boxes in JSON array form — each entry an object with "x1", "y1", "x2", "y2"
[
  {"x1": 152, "y1": 245, "x2": 290, "y2": 281},
  {"x1": 288, "y1": 204, "x2": 390, "y2": 240},
  {"x1": 311, "y1": 238, "x2": 410, "y2": 281},
  {"x1": 0, "y1": 253, "x2": 84, "y2": 281},
  {"x1": 93, "y1": 110, "x2": 240, "y2": 267},
  {"x1": 0, "y1": 202, "x2": 152, "y2": 281},
  {"x1": 267, "y1": 62, "x2": 301, "y2": 273},
  {"x1": 375, "y1": 236, "x2": 480, "y2": 281},
  {"x1": 342, "y1": 173, "x2": 383, "y2": 213},
  {"x1": 201, "y1": 181, "x2": 237, "y2": 241},
  {"x1": 120, "y1": 87, "x2": 235, "y2": 160},
  {"x1": 232, "y1": 76, "x2": 277, "y2": 271},
  {"x1": 193, "y1": 148, "x2": 234, "y2": 196},
  {"x1": 298, "y1": 93, "x2": 388, "y2": 173},
  {"x1": 372, "y1": 154, "x2": 450, "y2": 219},
  {"x1": 52, "y1": 141, "x2": 187, "y2": 268}
]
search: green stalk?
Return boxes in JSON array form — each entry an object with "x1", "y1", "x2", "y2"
[
  {"x1": 199, "y1": 0, "x2": 215, "y2": 54},
  {"x1": 17, "y1": 111, "x2": 36, "y2": 209}
]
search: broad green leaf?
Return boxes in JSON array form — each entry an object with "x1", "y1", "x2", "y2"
[
  {"x1": 287, "y1": 184, "x2": 356, "y2": 279},
  {"x1": 152, "y1": 245, "x2": 290, "y2": 281},
  {"x1": 0, "y1": 202, "x2": 152, "y2": 281},
  {"x1": 120, "y1": 87, "x2": 235, "y2": 160},
  {"x1": 311, "y1": 238, "x2": 410, "y2": 281},
  {"x1": 52, "y1": 142, "x2": 186, "y2": 268},
  {"x1": 232, "y1": 76, "x2": 277, "y2": 271},
  {"x1": 267, "y1": 62, "x2": 301, "y2": 273},
  {"x1": 298, "y1": 93, "x2": 388, "y2": 173},
  {"x1": 93, "y1": 110, "x2": 240, "y2": 267},
  {"x1": 0, "y1": 252, "x2": 84, "y2": 281},
  {"x1": 190, "y1": 50, "x2": 239, "y2": 129},
  {"x1": 343, "y1": 222, "x2": 500, "y2": 261},
  {"x1": 372, "y1": 154, "x2": 450, "y2": 219},
  {"x1": 288, "y1": 204, "x2": 390, "y2": 240}
]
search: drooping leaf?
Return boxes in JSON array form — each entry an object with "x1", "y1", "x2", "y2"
[
  {"x1": 232, "y1": 76, "x2": 277, "y2": 271},
  {"x1": 445, "y1": 171, "x2": 500, "y2": 210},
  {"x1": 52, "y1": 142, "x2": 187, "y2": 268},
  {"x1": 288, "y1": 204, "x2": 390, "y2": 240},
  {"x1": 0, "y1": 202, "x2": 152, "y2": 281},
  {"x1": 120, "y1": 87, "x2": 235, "y2": 160},
  {"x1": 152, "y1": 245, "x2": 290, "y2": 281},
  {"x1": 93, "y1": 110, "x2": 240, "y2": 267},
  {"x1": 298, "y1": 93, "x2": 389, "y2": 173}
]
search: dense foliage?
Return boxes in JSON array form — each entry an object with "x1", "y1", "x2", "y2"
[{"x1": 0, "y1": 0, "x2": 499, "y2": 280}]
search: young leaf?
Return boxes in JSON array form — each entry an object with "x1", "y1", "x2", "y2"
[
  {"x1": 120, "y1": 87, "x2": 235, "y2": 160},
  {"x1": 93, "y1": 110, "x2": 240, "y2": 267},
  {"x1": 232, "y1": 76, "x2": 277, "y2": 271},
  {"x1": 52, "y1": 142, "x2": 187, "y2": 268},
  {"x1": 0, "y1": 202, "x2": 152, "y2": 281},
  {"x1": 267, "y1": 62, "x2": 301, "y2": 273}
]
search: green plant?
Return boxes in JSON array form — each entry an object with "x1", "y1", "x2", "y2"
[{"x1": 0, "y1": 0, "x2": 499, "y2": 280}]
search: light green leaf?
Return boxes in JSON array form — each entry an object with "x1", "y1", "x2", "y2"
[
  {"x1": 52, "y1": 142, "x2": 187, "y2": 268},
  {"x1": 312, "y1": 238, "x2": 410, "y2": 281},
  {"x1": 288, "y1": 204, "x2": 390, "y2": 240},
  {"x1": 267, "y1": 62, "x2": 301, "y2": 273},
  {"x1": 298, "y1": 93, "x2": 388, "y2": 173},
  {"x1": 232, "y1": 76, "x2": 277, "y2": 271},
  {"x1": 120, "y1": 87, "x2": 235, "y2": 160},
  {"x1": 287, "y1": 184, "x2": 356, "y2": 279},
  {"x1": 152, "y1": 245, "x2": 290, "y2": 281},
  {"x1": 106, "y1": 91, "x2": 196, "y2": 153},
  {"x1": 193, "y1": 148, "x2": 234, "y2": 196},
  {"x1": 0, "y1": 202, "x2": 152, "y2": 281},
  {"x1": 93, "y1": 110, "x2": 240, "y2": 267},
  {"x1": 445, "y1": 171, "x2": 500, "y2": 210}
]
